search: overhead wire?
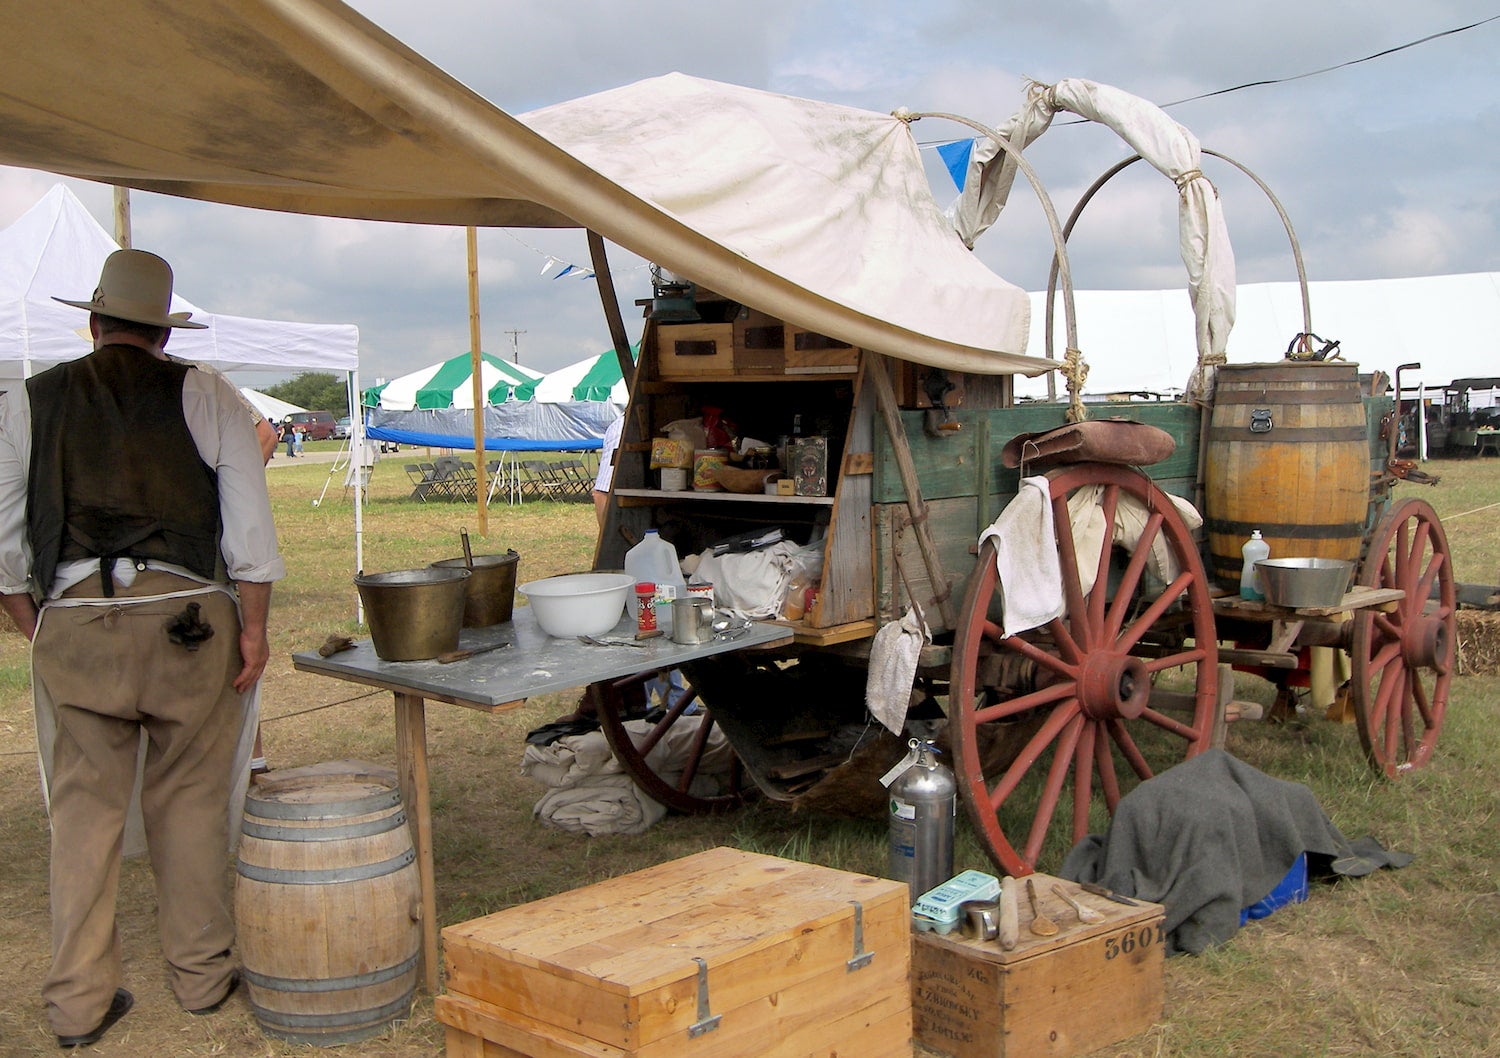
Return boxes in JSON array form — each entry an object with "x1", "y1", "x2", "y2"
[{"x1": 917, "y1": 12, "x2": 1500, "y2": 146}]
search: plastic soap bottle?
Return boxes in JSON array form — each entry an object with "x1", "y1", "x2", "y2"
[
  {"x1": 1240, "y1": 530, "x2": 1270, "y2": 600},
  {"x1": 624, "y1": 529, "x2": 687, "y2": 632}
]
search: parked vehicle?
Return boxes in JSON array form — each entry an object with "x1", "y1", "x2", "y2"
[
  {"x1": 334, "y1": 415, "x2": 352, "y2": 439},
  {"x1": 283, "y1": 410, "x2": 338, "y2": 440}
]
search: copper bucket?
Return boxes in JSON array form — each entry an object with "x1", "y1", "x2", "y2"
[{"x1": 430, "y1": 550, "x2": 519, "y2": 626}]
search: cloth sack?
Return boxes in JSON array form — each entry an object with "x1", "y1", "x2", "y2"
[{"x1": 1001, "y1": 418, "x2": 1176, "y2": 470}]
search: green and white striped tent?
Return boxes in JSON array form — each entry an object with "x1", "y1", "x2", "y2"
[{"x1": 364, "y1": 351, "x2": 542, "y2": 410}]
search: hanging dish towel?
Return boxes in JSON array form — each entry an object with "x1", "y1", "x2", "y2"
[
  {"x1": 865, "y1": 605, "x2": 931, "y2": 734},
  {"x1": 978, "y1": 475, "x2": 1064, "y2": 637}
]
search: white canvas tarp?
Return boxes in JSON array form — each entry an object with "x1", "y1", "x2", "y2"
[
  {"x1": 0, "y1": 185, "x2": 359, "y2": 376},
  {"x1": 1019, "y1": 273, "x2": 1500, "y2": 397},
  {"x1": 0, "y1": 2, "x2": 1049, "y2": 377}
]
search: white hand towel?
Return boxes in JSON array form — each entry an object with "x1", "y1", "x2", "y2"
[{"x1": 978, "y1": 475, "x2": 1064, "y2": 637}]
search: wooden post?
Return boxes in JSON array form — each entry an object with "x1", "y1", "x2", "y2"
[
  {"x1": 112, "y1": 186, "x2": 131, "y2": 248},
  {"x1": 866, "y1": 353, "x2": 956, "y2": 629},
  {"x1": 394, "y1": 692, "x2": 440, "y2": 993},
  {"x1": 466, "y1": 227, "x2": 489, "y2": 534},
  {"x1": 586, "y1": 231, "x2": 636, "y2": 395}
]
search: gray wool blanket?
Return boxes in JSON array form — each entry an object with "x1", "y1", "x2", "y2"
[{"x1": 1060, "y1": 749, "x2": 1411, "y2": 955}]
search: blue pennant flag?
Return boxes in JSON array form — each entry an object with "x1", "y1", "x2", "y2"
[{"x1": 936, "y1": 139, "x2": 975, "y2": 193}]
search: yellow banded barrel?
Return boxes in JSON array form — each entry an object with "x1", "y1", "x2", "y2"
[
  {"x1": 1204, "y1": 362, "x2": 1369, "y2": 590},
  {"x1": 235, "y1": 767, "x2": 420, "y2": 1045}
]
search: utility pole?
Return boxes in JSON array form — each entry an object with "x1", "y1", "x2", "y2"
[{"x1": 503, "y1": 329, "x2": 527, "y2": 364}]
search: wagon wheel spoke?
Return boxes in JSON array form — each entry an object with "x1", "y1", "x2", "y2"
[
  {"x1": 589, "y1": 667, "x2": 750, "y2": 814},
  {"x1": 1351, "y1": 498, "x2": 1454, "y2": 778},
  {"x1": 951, "y1": 464, "x2": 1219, "y2": 877}
]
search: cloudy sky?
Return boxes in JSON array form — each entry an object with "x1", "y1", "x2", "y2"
[{"x1": 1, "y1": 1, "x2": 1495, "y2": 390}]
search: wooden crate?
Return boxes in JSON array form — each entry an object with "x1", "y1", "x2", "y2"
[
  {"x1": 437, "y1": 847, "x2": 913, "y2": 1058},
  {"x1": 785, "y1": 327, "x2": 859, "y2": 373},
  {"x1": 732, "y1": 308, "x2": 786, "y2": 374},
  {"x1": 657, "y1": 323, "x2": 735, "y2": 377},
  {"x1": 910, "y1": 873, "x2": 1164, "y2": 1058}
]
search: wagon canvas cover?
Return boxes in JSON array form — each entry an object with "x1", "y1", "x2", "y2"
[{"x1": 0, "y1": 0, "x2": 1050, "y2": 377}]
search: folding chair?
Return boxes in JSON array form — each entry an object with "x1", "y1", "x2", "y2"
[
  {"x1": 419, "y1": 462, "x2": 456, "y2": 499},
  {"x1": 556, "y1": 459, "x2": 595, "y2": 501},
  {"x1": 521, "y1": 460, "x2": 567, "y2": 501},
  {"x1": 404, "y1": 463, "x2": 440, "y2": 502}
]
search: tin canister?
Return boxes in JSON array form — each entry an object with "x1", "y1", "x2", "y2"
[
  {"x1": 659, "y1": 467, "x2": 689, "y2": 491},
  {"x1": 692, "y1": 448, "x2": 728, "y2": 491}
]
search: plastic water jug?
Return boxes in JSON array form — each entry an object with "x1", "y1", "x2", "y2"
[
  {"x1": 1240, "y1": 530, "x2": 1270, "y2": 600},
  {"x1": 624, "y1": 530, "x2": 687, "y2": 632}
]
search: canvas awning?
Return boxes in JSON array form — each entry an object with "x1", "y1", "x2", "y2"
[{"x1": 0, "y1": 1, "x2": 1052, "y2": 377}]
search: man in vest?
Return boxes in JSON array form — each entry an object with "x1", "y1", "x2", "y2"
[{"x1": 0, "y1": 249, "x2": 284, "y2": 1047}]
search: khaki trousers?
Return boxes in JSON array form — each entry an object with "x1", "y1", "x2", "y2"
[{"x1": 34, "y1": 570, "x2": 243, "y2": 1035}]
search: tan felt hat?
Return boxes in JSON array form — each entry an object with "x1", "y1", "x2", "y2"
[{"x1": 53, "y1": 248, "x2": 208, "y2": 330}]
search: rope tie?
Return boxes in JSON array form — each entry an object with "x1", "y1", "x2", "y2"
[
  {"x1": 1173, "y1": 168, "x2": 1204, "y2": 192},
  {"x1": 1062, "y1": 345, "x2": 1090, "y2": 423}
]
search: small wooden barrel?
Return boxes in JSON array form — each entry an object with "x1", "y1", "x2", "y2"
[
  {"x1": 1204, "y1": 362, "x2": 1370, "y2": 590},
  {"x1": 235, "y1": 768, "x2": 420, "y2": 1045}
]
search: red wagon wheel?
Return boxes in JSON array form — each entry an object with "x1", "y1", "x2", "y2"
[
  {"x1": 1349, "y1": 497, "x2": 1455, "y2": 778},
  {"x1": 950, "y1": 463, "x2": 1219, "y2": 877},
  {"x1": 587, "y1": 668, "x2": 750, "y2": 814}
]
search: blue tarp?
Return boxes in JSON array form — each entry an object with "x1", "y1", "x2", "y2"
[{"x1": 366, "y1": 400, "x2": 618, "y2": 452}]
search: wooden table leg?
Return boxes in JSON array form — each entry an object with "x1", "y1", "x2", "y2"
[{"x1": 394, "y1": 692, "x2": 439, "y2": 994}]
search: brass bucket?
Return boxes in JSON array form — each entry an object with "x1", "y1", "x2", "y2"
[
  {"x1": 430, "y1": 551, "x2": 519, "y2": 627},
  {"x1": 354, "y1": 567, "x2": 470, "y2": 660}
]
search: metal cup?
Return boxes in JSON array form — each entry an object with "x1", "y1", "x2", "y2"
[
  {"x1": 670, "y1": 597, "x2": 714, "y2": 645},
  {"x1": 960, "y1": 899, "x2": 1001, "y2": 942}
]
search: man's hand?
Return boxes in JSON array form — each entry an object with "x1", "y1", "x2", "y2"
[
  {"x1": 0, "y1": 592, "x2": 38, "y2": 641},
  {"x1": 234, "y1": 627, "x2": 270, "y2": 693}
]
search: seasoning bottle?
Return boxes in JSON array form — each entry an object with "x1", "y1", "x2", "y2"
[{"x1": 635, "y1": 582, "x2": 657, "y2": 633}]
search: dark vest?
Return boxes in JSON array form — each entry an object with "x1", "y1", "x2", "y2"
[{"x1": 26, "y1": 344, "x2": 222, "y2": 597}]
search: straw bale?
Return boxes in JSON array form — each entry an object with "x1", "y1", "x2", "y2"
[{"x1": 1456, "y1": 610, "x2": 1500, "y2": 675}]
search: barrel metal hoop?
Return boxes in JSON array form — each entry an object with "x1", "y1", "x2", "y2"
[
  {"x1": 1213, "y1": 386, "x2": 1362, "y2": 405},
  {"x1": 242, "y1": 951, "x2": 419, "y2": 993},
  {"x1": 236, "y1": 847, "x2": 416, "y2": 885},
  {"x1": 251, "y1": 990, "x2": 414, "y2": 1032},
  {"x1": 245, "y1": 786, "x2": 401, "y2": 820},
  {"x1": 1205, "y1": 518, "x2": 1366, "y2": 539},
  {"x1": 241, "y1": 810, "x2": 407, "y2": 844},
  {"x1": 1206, "y1": 425, "x2": 1369, "y2": 442}
]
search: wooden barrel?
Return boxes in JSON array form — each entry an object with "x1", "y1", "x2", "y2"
[
  {"x1": 1204, "y1": 362, "x2": 1370, "y2": 590},
  {"x1": 235, "y1": 766, "x2": 420, "y2": 1045}
]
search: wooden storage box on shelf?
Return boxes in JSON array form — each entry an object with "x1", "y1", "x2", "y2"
[
  {"x1": 911, "y1": 873, "x2": 1164, "y2": 1058},
  {"x1": 732, "y1": 308, "x2": 786, "y2": 374},
  {"x1": 656, "y1": 322, "x2": 735, "y2": 377},
  {"x1": 785, "y1": 327, "x2": 859, "y2": 373},
  {"x1": 437, "y1": 847, "x2": 913, "y2": 1058}
]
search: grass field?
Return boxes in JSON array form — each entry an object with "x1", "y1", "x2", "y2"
[{"x1": 0, "y1": 451, "x2": 1495, "y2": 1057}]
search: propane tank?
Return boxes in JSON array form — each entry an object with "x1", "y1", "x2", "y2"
[{"x1": 884, "y1": 738, "x2": 956, "y2": 900}]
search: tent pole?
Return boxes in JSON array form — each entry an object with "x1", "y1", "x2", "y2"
[
  {"x1": 349, "y1": 367, "x2": 365, "y2": 624},
  {"x1": 466, "y1": 226, "x2": 488, "y2": 534},
  {"x1": 112, "y1": 185, "x2": 131, "y2": 248},
  {"x1": 587, "y1": 231, "x2": 636, "y2": 396}
]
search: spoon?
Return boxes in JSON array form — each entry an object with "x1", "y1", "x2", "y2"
[
  {"x1": 1026, "y1": 878, "x2": 1058, "y2": 937},
  {"x1": 1051, "y1": 884, "x2": 1105, "y2": 924}
]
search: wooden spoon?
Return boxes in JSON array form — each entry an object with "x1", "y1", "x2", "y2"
[
  {"x1": 1052, "y1": 884, "x2": 1105, "y2": 924},
  {"x1": 1026, "y1": 878, "x2": 1058, "y2": 937}
]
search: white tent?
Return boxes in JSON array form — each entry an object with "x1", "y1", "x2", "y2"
[
  {"x1": 240, "y1": 387, "x2": 307, "y2": 421},
  {"x1": 523, "y1": 352, "x2": 629, "y2": 406},
  {"x1": 1020, "y1": 273, "x2": 1500, "y2": 398},
  {"x1": 0, "y1": 185, "x2": 359, "y2": 382}
]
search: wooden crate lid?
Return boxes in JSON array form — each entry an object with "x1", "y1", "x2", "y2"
[
  {"x1": 914, "y1": 872, "x2": 1163, "y2": 966},
  {"x1": 443, "y1": 847, "x2": 907, "y2": 995}
]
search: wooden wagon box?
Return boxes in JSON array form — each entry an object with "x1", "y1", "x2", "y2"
[
  {"x1": 436, "y1": 847, "x2": 913, "y2": 1058},
  {"x1": 910, "y1": 873, "x2": 1164, "y2": 1058}
]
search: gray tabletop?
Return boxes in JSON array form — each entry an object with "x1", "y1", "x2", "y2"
[{"x1": 292, "y1": 607, "x2": 794, "y2": 708}]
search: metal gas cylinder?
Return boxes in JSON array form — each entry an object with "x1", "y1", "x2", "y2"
[{"x1": 885, "y1": 738, "x2": 956, "y2": 900}]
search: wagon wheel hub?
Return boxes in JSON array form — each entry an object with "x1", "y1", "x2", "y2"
[
  {"x1": 1403, "y1": 614, "x2": 1449, "y2": 674},
  {"x1": 1077, "y1": 653, "x2": 1151, "y2": 721}
]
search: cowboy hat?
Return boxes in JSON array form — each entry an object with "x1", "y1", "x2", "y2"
[{"x1": 53, "y1": 248, "x2": 208, "y2": 330}]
